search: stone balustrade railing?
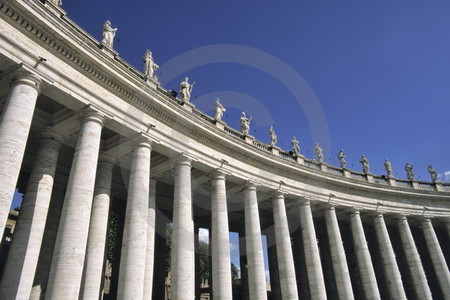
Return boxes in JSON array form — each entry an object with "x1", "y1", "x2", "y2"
[{"x1": 152, "y1": 83, "x2": 447, "y2": 192}]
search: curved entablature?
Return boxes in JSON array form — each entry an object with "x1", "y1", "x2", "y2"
[
  {"x1": 1, "y1": 2, "x2": 450, "y2": 300},
  {"x1": 0, "y1": 0, "x2": 449, "y2": 219}
]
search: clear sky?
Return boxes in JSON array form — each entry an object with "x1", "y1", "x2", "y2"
[{"x1": 52, "y1": 0, "x2": 450, "y2": 279}]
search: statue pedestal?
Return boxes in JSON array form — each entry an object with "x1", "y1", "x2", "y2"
[
  {"x1": 411, "y1": 180, "x2": 419, "y2": 189},
  {"x1": 144, "y1": 76, "x2": 158, "y2": 89},
  {"x1": 243, "y1": 135, "x2": 255, "y2": 145},
  {"x1": 320, "y1": 163, "x2": 328, "y2": 172},
  {"x1": 342, "y1": 169, "x2": 351, "y2": 178},
  {"x1": 99, "y1": 44, "x2": 118, "y2": 59},
  {"x1": 270, "y1": 146, "x2": 280, "y2": 156},
  {"x1": 365, "y1": 174, "x2": 374, "y2": 183},
  {"x1": 434, "y1": 182, "x2": 443, "y2": 192},
  {"x1": 388, "y1": 177, "x2": 397, "y2": 186},
  {"x1": 44, "y1": 1, "x2": 67, "y2": 17},
  {"x1": 181, "y1": 101, "x2": 195, "y2": 112},
  {"x1": 214, "y1": 120, "x2": 226, "y2": 130},
  {"x1": 294, "y1": 155, "x2": 304, "y2": 165}
]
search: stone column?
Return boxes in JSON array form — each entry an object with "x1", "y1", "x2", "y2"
[
  {"x1": 210, "y1": 170, "x2": 232, "y2": 299},
  {"x1": 298, "y1": 200, "x2": 327, "y2": 299},
  {"x1": 243, "y1": 182, "x2": 267, "y2": 300},
  {"x1": 29, "y1": 178, "x2": 66, "y2": 300},
  {"x1": 421, "y1": 218, "x2": 450, "y2": 298},
  {"x1": 239, "y1": 232, "x2": 249, "y2": 300},
  {"x1": 117, "y1": 136, "x2": 152, "y2": 299},
  {"x1": 0, "y1": 129, "x2": 62, "y2": 299},
  {"x1": 397, "y1": 216, "x2": 432, "y2": 299},
  {"x1": 46, "y1": 107, "x2": 105, "y2": 300},
  {"x1": 0, "y1": 70, "x2": 42, "y2": 237},
  {"x1": 324, "y1": 205, "x2": 354, "y2": 299},
  {"x1": 348, "y1": 209, "x2": 380, "y2": 299},
  {"x1": 170, "y1": 156, "x2": 195, "y2": 299},
  {"x1": 80, "y1": 153, "x2": 116, "y2": 299},
  {"x1": 445, "y1": 218, "x2": 450, "y2": 238},
  {"x1": 143, "y1": 178, "x2": 157, "y2": 299},
  {"x1": 272, "y1": 192, "x2": 298, "y2": 300},
  {"x1": 373, "y1": 213, "x2": 407, "y2": 299}
]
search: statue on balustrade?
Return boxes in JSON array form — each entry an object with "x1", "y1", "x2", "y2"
[
  {"x1": 360, "y1": 155, "x2": 370, "y2": 174},
  {"x1": 269, "y1": 126, "x2": 277, "y2": 147},
  {"x1": 314, "y1": 143, "x2": 324, "y2": 163},
  {"x1": 213, "y1": 98, "x2": 226, "y2": 121},
  {"x1": 291, "y1": 136, "x2": 301, "y2": 156},
  {"x1": 405, "y1": 163, "x2": 415, "y2": 180},
  {"x1": 338, "y1": 149, "x2": 346, "y2": 168},
  {"x1": 143, "y1": 50, "x2": 159, "y2": 79},
  {"x1": 49, "y1": 0, "x2": 62, "y2": 6},
  {"x1": 101, "y1": 21, "x2": 118, "y2": 49},
  {"x1": 428, "y1": 165, "x2": 439, "y2": 183},
  {"x1": 240, "y1": 112, "x2": 252, "y2": 135},
  {"x1": 179, "y1": 77, "x2": 195, "y2": 102},
  {"x1": 384, "y1": 159, "x2": 393, "y2": 177}
]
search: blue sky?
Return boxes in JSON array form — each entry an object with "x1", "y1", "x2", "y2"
[{"x1": 25, "y1": 0, "x2": 450, "y2": 279}]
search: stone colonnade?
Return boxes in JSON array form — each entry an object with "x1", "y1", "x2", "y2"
[{"x1": 0, "y1": 70, "x2": 449, "y2": 300}]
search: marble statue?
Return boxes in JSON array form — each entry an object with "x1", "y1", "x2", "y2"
[
  {"x1": 384, "y1": 159, "x2": 393, "y2": 177},
  {"x1": 405, "y1": 163, "x2": 415, "y2": 180},
  {"x1": 360, "y1": 155, "x2": 370, "y2": 174},
  {"x1": 428, "y1": 165, "x2": 439, "y2": 183},
  {"x1": 291, "y1": 136, "x2": 301, "y2": 156},
  {"x1": 269, "y1": 126, "x2": 277, "y2": 147},
  {"x1": 240, "y1": 112, "x2": 252, "y2": 135},
  {"x1": 143, "y1": 50, "x2": 159, "y2": 79},
  {"x1": 314, "y1": 143, "x2": 324, "y2": 163},
  {"x1": 338, "y1": 149, "x2": 346, "y2": 169},
  {"x1": 49, "y1": 0, "x2": 62, "y2": 5},
  {"x1": 101, "y1": 21, "x2": 117, "y2": 49},
  {"x1": 213, "y1": 99, "x2": 226, "y2": 121},
  {"x1": 179, "y1": 77, "x2": 195, "y2": 102}
]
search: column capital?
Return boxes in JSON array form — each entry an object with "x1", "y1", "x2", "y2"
[
  {"x1": 173, "y1": 153, "x2": 192, "y2": 167},
  {"x1": 396, "y1": 214, "x2": 409, "y2": 221},
  {"x1": 38, "y1": 127, "x2": 65, "y2": 143},
  {"x1": 210, "y1": 169, "x2": 227, "y2": 181},
  {"x1": 349, "y1": 207, "x2": 364, "y2": 215},
  {"x1": 298, "y1": 197, "x2": 312, "y2": 206},
  {"x1": 133, "y1": 133, "x2": 154, "y2": 150},
  {"x1": 80, "y1": 106, "x2": 106, "y2": 126},
  {"x1": 244, "y1": 181, "x2": 257, "y2": 191},
  {"x1": 420, "y1": 216, "x2": 432, "y2": 223},
  {"x1": 272, "y1": 191, "x2": 285, "y2": 199},
  {"x1": 98, "y1": 152, "x2": 116, "y2": 165},
  {"x1": 9, "y1": 70, "x2": 42, "y2": 93}
]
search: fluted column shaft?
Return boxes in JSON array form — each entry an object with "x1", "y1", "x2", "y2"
[
  {"x1": 325, "y1": 206, "x2": 354, "y2": 299},
  {"x1": 118, "y1": 137, "x2": 152, "y2": 299},
  {"x1": 170, "y1": 156, "x2": 195, "y2": 299},
  {"x1": 397, "y1": 216, "x2": 432, "y2": 299},
  {"x1": 373, "y1": 214, "x2": 407, "y2": 299},
  {"x1": 349, "y1": 210, "x2": 380, "y2": 299},
  {"x1": 143, "y1": 178, "x2": 157, "y2": 299},
  {"x1": 81, "y1": 153, "x2": 115, "y2": 299},
  {"x1": 244, "y1": 182, "x2": 267, "y2": 300},
  {"x1": 46, "y1": 108, "x2": 104, "y2": 300},
  {"x1": 421, "y1": 218, "x2": 450, "y2": 299},
  {"x1": 0, "y1": 71, "x2": 41, "y2": 237},
  {"x1": 0, "y1": 130, "x2": 62, "y2": 299},
  {"x1": 298, "y1": 200, "x2": 327, "y2": 299},
  {"x1": 29, "y1": 179, "x2": 66, "y2": 300},
  {"x1": 272, "y1": 193, "x2": 298, "y2": 300},
  {"x1": 211, "y1": 171, "x2": 232, "y2": 299}
]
